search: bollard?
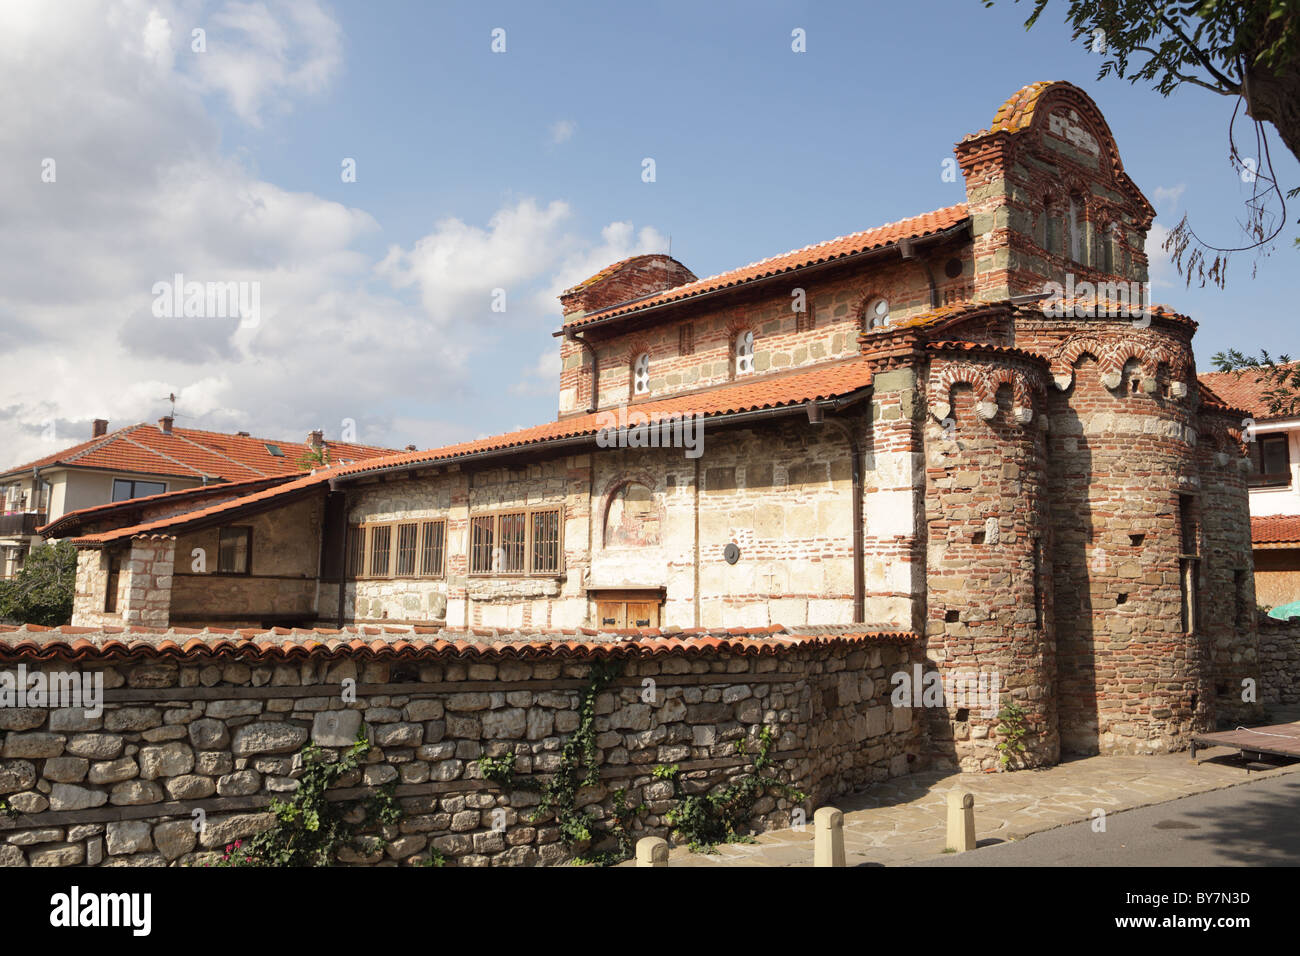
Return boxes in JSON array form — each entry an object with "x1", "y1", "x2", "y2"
[
  {"x1": 945, "y1": 791, "x2": 976, "y2": 853},
  {"x1": 636, "y1": 836, "x2": 669, "y2": 867},
  {"x1": 813, "y1": 806, "x2": 845, "y2": 867}
]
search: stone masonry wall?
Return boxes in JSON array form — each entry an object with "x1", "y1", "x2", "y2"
[
  {"x1": 1258, "y1": 617, "x2": 1300, "y2": 707},
  {"x1": 0, "y1": 627, "x2": 922, "y2": 867}
]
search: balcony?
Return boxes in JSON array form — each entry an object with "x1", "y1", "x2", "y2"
[{"x1": 0, "y1": 512, "x2": 46, "y2": 536}]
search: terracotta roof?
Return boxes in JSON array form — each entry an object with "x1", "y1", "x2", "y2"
[
  {"x1": 1252, "y1": 515, "x2": 1300, "y2": 547},
  {"x1": 68, "y1": 360, "x2": 876, "y2": 545},
  {"x1": 0, "y1": 423, "x2": 397, "y2": 482},
  {"x1": 990, "y1": 80, "x2": 1054, "y2": 134},
  {"x1": 0, "y1": 623, "x2": 919, "y2": 663},
  {"x1": 38, "y1": 474, "x2": 296, "y2": 538},
  {"x1": 1199, "y1": 365, "x2": 1300, "y2": 422},
  {"x1": 563, "y1": 205, "x2": 970, "y2": 328}
]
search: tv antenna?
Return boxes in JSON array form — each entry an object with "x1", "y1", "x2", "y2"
[{"x1": 157, "y1": 392, "x2": 187, "y2": 419}]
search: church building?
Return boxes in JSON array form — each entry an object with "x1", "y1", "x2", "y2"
[{"x1": 54, "y1": 82, "x2": 1261, "y2": 764}]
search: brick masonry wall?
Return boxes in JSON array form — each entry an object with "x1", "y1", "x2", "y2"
[
  {"x1": 0, "y1": 629, "x2": 922, "y2": 867},
  {"x1": 923, "y1": 353, "x2": 1058, "y2": 770},
  {"x1": 562, "y1": 257, "x2": 972, "y2": 416}
]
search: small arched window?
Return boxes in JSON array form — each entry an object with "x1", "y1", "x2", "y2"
[
  {"x1": 866, "y1": 297, "x2": 890, "y2": 330},
  {"x1": 632, "y1": 352, "x2": 650, "y2": 395},
  {"x1": 1102, "y1": 222, "x2": 1118, "y2": 273},
  {"x1": 1045, "y1": 202, "x2": 1063, "y2": 256},
  {"x1": 1068, "y1": 195, "x2": 1085, "y2": 263},
  {"x1": 734, "y1": 331, "x2": 754, "y2": 376}
]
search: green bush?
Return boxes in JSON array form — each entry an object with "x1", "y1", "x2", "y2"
[{"x1": 0, "y1": 540, "x2": 76, "y2": 626}]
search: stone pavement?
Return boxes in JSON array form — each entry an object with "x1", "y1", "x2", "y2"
[{"x1": 653, "y1": 721, "x2": 1300, "y2": 867}]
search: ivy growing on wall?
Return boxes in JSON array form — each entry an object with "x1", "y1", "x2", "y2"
[
  {"x1": 475, "y1": 665, "x2": 809, "y2": 865},
  {"x1": 654, "y1": 725, "x2": 807, "y2": 853},
  {"x1": 203, "y1": 728, "x2": 402, "y2": 867},
  {"x1": 476, "y1": 659, "x2": 642, "y2": 866}
]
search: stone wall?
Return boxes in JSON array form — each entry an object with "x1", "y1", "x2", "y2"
[
  {"x1": 0, "y1": 625, "x2": 922, "y2": 867},
  {"x1": 1258, "y1": 617, "x2": 1300, "y2": 707}
]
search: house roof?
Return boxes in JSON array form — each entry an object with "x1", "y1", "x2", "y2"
[
  {"x1": 0, "y1": 623, "x2": 919, "y2": 663},
  {"x1": 67, "y1": 359, "x2": 876, "y2": 546},
  {"x1": 1198, "y1": 365, "x2": 1300, "y2": 422},
  {"x1": 0, "y1": 423, "x2": 397, "y2": 483},
  {"x1": 562, "y1": 204, "x2": 970, "y2": 328},
  {"x1": 38, "y1": 474, "x2": 297, "y2": 538},
  {"x1": 1252, "y1": 515, "x2": 1300, "y2": 548}
]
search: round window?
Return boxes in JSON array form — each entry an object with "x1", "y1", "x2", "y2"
[
  {"x1": 735, "y1": 331, "x2": 754, "y2": 375},
  {"x1": 867, "y1": 298, "x2": 889, "y2": 329},
  {"x1": 633, "y1": 353, "x2": 650, "y2": 394}
]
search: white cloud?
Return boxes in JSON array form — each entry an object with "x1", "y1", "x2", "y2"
[
  {"x1": 549, "y1": 119, "x2": 577, "y2": 144},
  {"x1": 1151, "y1": 184, "x2": 1187, "y2": 212},
  {"x1": 0, "y1": 0, "x2": 667, "y2": 468},
  {"x1": 190, "y1": 0, "x2": 343, "y2": 126},
  {"x1": 534, "y1": 220, "x2": 670, "y2": 313},
  {"x1": 509, "y1": 348, "x2": 561, "y2": 396},
  {"x1": 377, "y1": 199, "x2": 573, "y2": 324}
]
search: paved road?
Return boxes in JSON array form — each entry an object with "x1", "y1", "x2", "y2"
[{"x1": 911, "y1": 772, "x2": 1300, "y2": 866}]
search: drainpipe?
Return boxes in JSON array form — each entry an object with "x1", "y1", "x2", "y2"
[
  {"x1": 565, "y1": 328, "x2": 599, "y2": 413},
  {"x1": 899, "y1": 237, "x2": 939, "y2": 309},
  {"x1": 806, "y1": 401, "x2": 865, "y2": 623}
]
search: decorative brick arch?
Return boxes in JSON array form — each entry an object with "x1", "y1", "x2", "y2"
[
  {"x1": 1102, "y1": 340, "x2": 1158, "y2": 389},
  {"x1": 621, "y1": 337, "x2": 654, "y2": 366},
  {"x1": 855, "y1": 290, "x2": 890, "y2": 333},
  {"x1": 930, "y1": 361, "x2": 1039, "y2": 424},
  {"x1": 1051, "y1": 334, "x2": 1108, "y2": 390}
]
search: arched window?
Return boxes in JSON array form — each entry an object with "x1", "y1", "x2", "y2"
[
  {"x1": 1068, "y1": 195, "x2": 1085, "y2": 263},
  {"x1": 632, "y1": 352, "x2": 650, "y2": 395},
  {"x1": 865, "y1": 297, "x2": 890, "y2": 330},
  {"x1": 734, "y1": 331, "x2": 754, "y2": 376},
  {"x1": 1102, "y1": 223, "x2": 1118, "y2": 273},
  {"x1": 1045, "y1": 201, "x2": 1063, "y2": 256}
]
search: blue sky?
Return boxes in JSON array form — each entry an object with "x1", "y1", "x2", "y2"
[{"x1": 0, "y1": 0, "x2": 1295, "y2": 463}]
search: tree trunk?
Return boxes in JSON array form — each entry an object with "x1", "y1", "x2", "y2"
[{"x1": 1243, "y1": 62, "x2": 1300, "y2": 167}]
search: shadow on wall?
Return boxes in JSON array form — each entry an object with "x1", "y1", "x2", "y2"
[{"x1": 1048, "y1": 383, "x2": 1099, "y2": 755}]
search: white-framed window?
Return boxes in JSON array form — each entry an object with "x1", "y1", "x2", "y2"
[
  {"x1": 734, "y1": 330, "x2": 754, "y2": 376},
  {"x1": 632, "y1": 352, "x2": 650, "y2": 395},
  {"x1": 866, "y1": 297, "x2": 890, "y2": 330}
]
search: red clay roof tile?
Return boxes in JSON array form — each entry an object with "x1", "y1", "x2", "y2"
[
  {"x1": 0, "y1": 624, "x2": 918, "y2": 663},
  {"x1": 69, "y1": 360, "x2": 875, "y2": 545},
  {"x1": 1, "y1": 423, "x2": 396, "y2": 482},
  {"x1": 1252, "y1": 515, "x2": 1300, "y2": 547},
  {"x1": 563, "y1": 205, "x2": 969, "y2": 328},
  {"x1": 1199, "y1": 364, "x2": 1300, "y2": 422}
]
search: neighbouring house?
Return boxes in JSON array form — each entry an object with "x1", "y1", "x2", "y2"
[
  {"x1": 51, "y1": 81, "x2": 1266, "y2": 769},
  {"x1": 0, "y1": 417, "x2": 395, "y2": 578},
  {"x1": 1199, "y1": 363, "x2": 1300, "y2": 608}
]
